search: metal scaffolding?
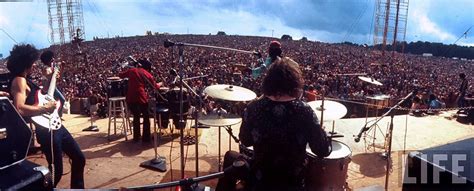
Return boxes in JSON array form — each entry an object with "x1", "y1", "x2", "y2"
[
  {"x1": 47, "y1": 0, "x2": 85, "y2": 45},
  {"x1": 373, "y1": 0, "x2": 409, "y2": 53}
]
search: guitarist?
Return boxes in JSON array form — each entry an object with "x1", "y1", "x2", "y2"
[
  {"x1": 39, "y1": 50, "x2": 66, "y2": 117},
  {"x1": 119, "y1": 58, "x2": 161, "y2": 142},
  {"x1": 7, "y1": 44, "x2": 85, "y2": 189}
]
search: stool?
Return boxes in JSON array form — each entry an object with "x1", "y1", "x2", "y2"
[
  {"x1": 154, "y1": 107, "x2": 173, "y2": 136},
  {"x1": 107, "y1": 97, "x2": 131, "y2": 141}
]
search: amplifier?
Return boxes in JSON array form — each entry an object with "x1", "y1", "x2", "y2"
[
  {"x1": 0, "y1": 97, "x2": 32, "y2": 169},
  {"x1": 0, "y1": 160, "x2": 51, "y2": 191}
]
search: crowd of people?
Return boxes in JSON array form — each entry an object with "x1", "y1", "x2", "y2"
[{"x1": 2, "y1": 34, "x2": 472, "y2": 114}]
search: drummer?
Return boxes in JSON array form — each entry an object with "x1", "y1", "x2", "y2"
[{"x1": 216, "y1": 57, "x2": 331, "y2": 191}]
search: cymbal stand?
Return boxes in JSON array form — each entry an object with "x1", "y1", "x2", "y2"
[
  {"x1": 178, "y1": 76, "x2": 204, "y2": 177},
  {"x1": 318, "y1": 88, "x2": 325, "y2": 128},
  {"x1": 164, "y1": 39, "x2": 261, "y2": 179}
]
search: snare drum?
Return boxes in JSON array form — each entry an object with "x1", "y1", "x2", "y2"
[{"x1": 305, "y1": 140, "x2": 352, "y2": 191}]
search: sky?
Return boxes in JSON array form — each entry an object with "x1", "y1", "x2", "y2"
[{"x1": 0, "y1": 0, "x2": 473, "y2": 57}]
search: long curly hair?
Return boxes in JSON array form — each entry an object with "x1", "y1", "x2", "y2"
[
  {"x1": 261, "y1": 57, "x2": 303, "y2": 98},
  {"x1": 7, "y1": 44, "x2": 39, "y2": 76}
]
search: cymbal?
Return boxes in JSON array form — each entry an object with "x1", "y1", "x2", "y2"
[
  {"x1": 358, "y1": 76, "x2": 383, "y2": 86},
  {"x1": 204, "y1": 84, "x2": 257, "y2": 101},
  {"x1": 366, "y1": 94, "x2": 390, "y2": 100},
  {"x1": 107, "y1": 76, "x2": 121, "y2": 81},
  {"x1": 307, "y1": 100, "x2": 347, "y2": 121},
  {"x1": 198, "y1": 113, "x2": 242, "y2": 126}
]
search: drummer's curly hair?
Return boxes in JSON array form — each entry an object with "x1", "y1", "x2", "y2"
[
  {"x1": 7, "y1": 44, "x2": 39, "y2": 76},
  {"x1": 262, "y1": 57, "x2": 303, "y2": 98}
]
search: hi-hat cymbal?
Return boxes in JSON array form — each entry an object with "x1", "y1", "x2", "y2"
[
  {"x1": 358, "y1": 76, "x2": 383, "y2": 86},
  {"x1": 204, "y1": 84, "x2": 257, "y2": 101},
  {"x1": 198, "y1": 113, "x2": 242, "y2": 126},
  {"x1": 307, "y1": 100, "x2": 347, "y2": 121}
]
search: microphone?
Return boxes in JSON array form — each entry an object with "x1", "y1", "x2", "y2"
[
  {"x1": 128, "y1": 56, "x2": 139, "y2": 66},
  {"x1": 169, "y1": 69, "x2": 178, "y2": 76},
  {"x1": 253, "y1": 51, "x2": 262, "y2": 58},
  {"x1": 169, "y1": 69, "x2": 179, "y2": 85},
  {"x1": 164, "y1": 39, "x2": 175, "y2": 48}
]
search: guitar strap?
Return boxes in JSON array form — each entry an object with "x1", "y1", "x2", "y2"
[{"x1": 137, "y1": 69, "x2": 168, "y2": 102}]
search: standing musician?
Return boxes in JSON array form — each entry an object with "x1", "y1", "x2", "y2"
[
  {"x1": 39, "y1": 50, "x2": 66, "y2": 116},
  {"x1": 7, "y1": 44, "x2": 85, "y2": 188},
  {"x1": 119, "y1": 58, "x2": 161, "y2": 142},
  {"x1": 457, "y1": 73, "x2": 469, "y2": 108},
  {"x1": 234, "y1": 40, "x2": 282, "y2": 79},
  {"x1": 216, "y1": 57, "x2": 331, "y2": 191},
  {"x1": 251, "y1": 40, "x2": 282, "y2": 78}
]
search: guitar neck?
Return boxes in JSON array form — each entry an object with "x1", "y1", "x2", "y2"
[{"x1": 47, "y1": 69, "x2": 58, "y2": 97}]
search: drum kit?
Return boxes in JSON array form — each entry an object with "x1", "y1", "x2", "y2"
[
  {"x1": 107, "y1": 39, "x2": 394, "y2": 189},
  {"x1": 103, "y1": 63, "x2": 393, "y2": 189}
]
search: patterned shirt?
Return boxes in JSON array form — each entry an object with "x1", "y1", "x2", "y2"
[{"x1": 239, "y1": 97, "x2": 331, "y2": 190}]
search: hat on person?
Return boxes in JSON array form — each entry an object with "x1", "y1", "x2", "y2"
[
  {"x1": 138, "y1": 59, "x2": 152, "y2": 71},
  {"x1": 268, "y1": 41, "x2": 282, "y2": 58},
  {"x1": 269, "y1": 41, "x2": 281, "y2": 48}
]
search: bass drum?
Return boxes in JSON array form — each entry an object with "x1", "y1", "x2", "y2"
[{"x1": 305, "y1": 140, "x2": 352, "y2": 191}]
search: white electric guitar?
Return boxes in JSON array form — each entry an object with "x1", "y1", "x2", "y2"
[{"x1": 31, "y1": 64, "x2": 62, "y2": 130}]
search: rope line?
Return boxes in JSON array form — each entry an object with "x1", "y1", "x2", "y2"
[{"x1": 323, "y1": 97, "x2": 474, "y2": 112}]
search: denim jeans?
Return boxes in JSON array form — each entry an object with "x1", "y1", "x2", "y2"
[{"x1": 35, "y1": 126, "x2": 85, "y2": 188}]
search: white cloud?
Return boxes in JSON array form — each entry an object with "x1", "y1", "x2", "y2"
[{"x1": 408, "y1": 0, "x2": 456, "y2": 42}]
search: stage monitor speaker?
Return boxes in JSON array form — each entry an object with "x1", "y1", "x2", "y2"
[
  {"x1": 0, "y1": 97, "x2": 32, "y2": 170},
  {"x1": 403, "y1": 151, "x2": 474, "y2": 191},
  {"x1": 0, "y1": 72, "x2": 12, "y2": 93}
]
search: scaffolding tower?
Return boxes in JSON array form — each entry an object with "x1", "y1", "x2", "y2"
[
  {"x1": 47, "y1": 0, "x2": 85, "y2": 45},
  {"x1": 373, "y1": 0, "x2": 409, "y2": 54}
]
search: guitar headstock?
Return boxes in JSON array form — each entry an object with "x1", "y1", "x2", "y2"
[{"x1": 51, "y1": 60, "x2": 62, "y2": 78}]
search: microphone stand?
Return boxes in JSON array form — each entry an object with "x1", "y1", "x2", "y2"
[
  {"x1": 175, "y1": 74, "x2": 206, "y2": 177},
  {"x1": 177, "y1": 44, "x2": 186, "y2": 179},
  {"x1": 127, "y1": 160, "x2": 249, "y2": 191},
  {"x1": 164, "y1": 39, "x2": 261, "y2": 179},
  {"x1": 354, "y1": 90, "x2": 414, "y2": 143}
]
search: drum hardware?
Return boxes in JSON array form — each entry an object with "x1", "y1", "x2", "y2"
[
  {"x1": 308, "y1": 99, "x2": 347, "y2": 138},
  {"x1": 164, "y1": 39, "x2": 259, "y2": 178},
  {"x1": 355, "y1": 90, "x2": 415, "y2": 163},
  {"x1": 198, "y1": 112, "x2": 242, "y2": 171},
  {"x1": 308, "y1": 100, "x2": 348, "y2": 122},
  {"x1": 170, "y1": 72, "x2": 206, "y2": 176}
]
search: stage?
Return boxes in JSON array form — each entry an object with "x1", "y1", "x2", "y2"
[{"x1": 27, "y1": 111, "x2": 473, "y2": 190}]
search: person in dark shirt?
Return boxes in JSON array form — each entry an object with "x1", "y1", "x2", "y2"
[
  {"x1": 458, "y1": 73, "x2": 469, "y2": 108},
  {"x1": 8, "y1": 44, "x2": 85, "y2": 188},
  {"x1": 119, "y1": 59, "x2": 161, "y2": 142},
  {"x1": 216, "y1": 57, "x2": 331, "y2": 191}
]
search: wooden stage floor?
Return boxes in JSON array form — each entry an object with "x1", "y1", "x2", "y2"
[{"x1": 27, "y1": 111, "x2": 473, "y2": 190}]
